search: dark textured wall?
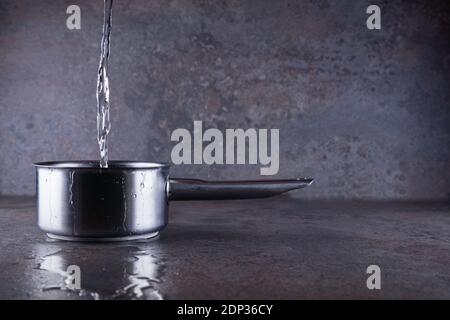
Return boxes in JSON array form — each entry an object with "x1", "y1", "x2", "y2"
[{"x1": 0, "y1": 0, "x2": 449, "y2": 199}]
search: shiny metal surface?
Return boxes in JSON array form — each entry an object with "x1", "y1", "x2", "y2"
[
  {"x1": 46, "y1": 231, "x2": 159, "y2": 242},
  {"x1": 36, "y1": 161, "x2": 169, "y2": 240},
  {"x1": 35, "y1": 161, "x2": 313, "y2": 241},
  {"x1": 169, "y1": 178, "x2": 313, "y2": 201}
]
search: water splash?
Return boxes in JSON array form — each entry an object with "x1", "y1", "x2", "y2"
[{"x1": 96, "y1": 0, "x2": 113, "y2": 168}]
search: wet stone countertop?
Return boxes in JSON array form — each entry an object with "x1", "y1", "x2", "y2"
[{"x1": 0, "y1": 196, "x2": 449, "y2": 300}]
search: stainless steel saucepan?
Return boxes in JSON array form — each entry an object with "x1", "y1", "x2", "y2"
[{"x1": 34, "y1": 161, "x2": 313, "y2": 242}]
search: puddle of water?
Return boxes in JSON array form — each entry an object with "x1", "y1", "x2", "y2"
[
  {"x1": 33, "y1": 245, "x2": 164, "y2": 300},
  {"x1": 113, "y1": 251, "x2": 163, "y2": 300},
  {"x1": 36, "y1": 250, "x2": 101, "y2": 300}
]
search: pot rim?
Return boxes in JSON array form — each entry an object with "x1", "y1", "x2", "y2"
[{"x1": 34, "y1": 160, "x2": 170, "y2": 170}]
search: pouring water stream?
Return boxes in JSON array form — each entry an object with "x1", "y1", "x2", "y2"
[{"x1": 96, "y1": 0, "x2": 113, "y2": 168}]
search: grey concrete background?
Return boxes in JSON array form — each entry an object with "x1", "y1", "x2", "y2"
[{"x1": 0, "y1": 0, "x2": 449, "y2": 199}]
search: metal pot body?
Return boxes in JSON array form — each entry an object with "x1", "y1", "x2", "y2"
[
  {"x1": 36, "y1": 162, "x2": 170, "y2": 241},
  {"x1": 35, "y1": 161, "x2": 313, "y2": 241}
]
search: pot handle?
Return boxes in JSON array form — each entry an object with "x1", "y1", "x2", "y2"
[{"x1": 168, "y1": 178, "x2": 313, "y2": 201}]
